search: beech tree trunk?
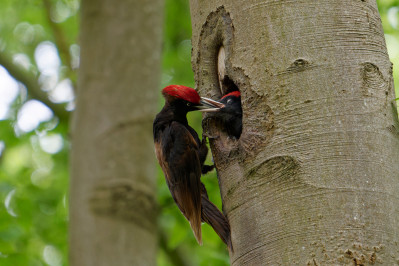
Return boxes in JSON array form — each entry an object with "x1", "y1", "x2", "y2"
[
  {"x1": 190, "y1": 1, "x2": 399, "y2": 265},
  {"x1": 69, "y1": 0, "x2": 163, "y2": 265}
]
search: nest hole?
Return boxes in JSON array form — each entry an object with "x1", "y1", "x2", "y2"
[
  {"x1": 220, "y1": 75, "x2": 240, "y2": 96},
  {"x1": 211, "y1": 74, "x2": 243, "y2": 140}
]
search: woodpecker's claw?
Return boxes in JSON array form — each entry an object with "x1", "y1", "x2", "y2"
[{"x1": 201, "y1": 164, "x2": 215, "y2": 174}]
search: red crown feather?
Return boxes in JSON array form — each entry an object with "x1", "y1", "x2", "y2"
[
  {"x1": 221, "y1": 91, "x2": 240, "y2": 99},
  {"x1": 162, "y1": 85, "x2": 201, "y2": 104}
]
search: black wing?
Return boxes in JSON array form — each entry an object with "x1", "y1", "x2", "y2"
[{"x1": 158, "y1": 121, "x2": 203, "y2": 244}]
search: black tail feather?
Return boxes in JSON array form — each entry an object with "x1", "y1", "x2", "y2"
[{"x1": 201, "y1": 194, "x2": 233, "y2": 251}]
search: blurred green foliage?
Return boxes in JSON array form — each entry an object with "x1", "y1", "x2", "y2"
[{"x1": 0, "y1": 0, "x2": 397, "y2": 265}]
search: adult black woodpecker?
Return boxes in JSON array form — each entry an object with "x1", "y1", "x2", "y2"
[
  {"x1": 153, "y1": 85, "x2": 232, "y2": 249},
  {"x1": 205, "y1": 91, "x2": 242, "y2": 139}
]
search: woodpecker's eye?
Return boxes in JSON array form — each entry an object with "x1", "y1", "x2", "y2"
[
  {"x1": 186, "y1": 102, "x2": 191, "y2": 107},
  {"x1": 227, "y1": 99, "x2": 232, "y2": 104}
]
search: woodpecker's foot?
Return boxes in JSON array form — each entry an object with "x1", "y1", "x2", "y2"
[{"x1": 201, "y1": 164, "x2": 215, "y2": 174}]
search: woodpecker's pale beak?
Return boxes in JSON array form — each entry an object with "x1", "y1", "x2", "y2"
[{"x1": 198, "y1": 97, "x2": 225, "y2": 112}]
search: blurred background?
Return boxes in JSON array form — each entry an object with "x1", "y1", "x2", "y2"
[{"x1": 0, "y1": 0, "x2": 397, "y2": 265}]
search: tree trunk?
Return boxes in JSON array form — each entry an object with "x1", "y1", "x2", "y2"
[
  {"x1": 190, "y1": 1, "x2": 399, "y2": 265},
  {"x1": 69, "y1": 0, "x2": 163, "y2": 265}
]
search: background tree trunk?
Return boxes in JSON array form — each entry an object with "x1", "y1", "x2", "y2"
[
  {"x1": 69, "y1": 0, "x2": 163, "y2": 265},
  {"x1": 190, "y1": 1, "x2": 399, "y2": 265}
]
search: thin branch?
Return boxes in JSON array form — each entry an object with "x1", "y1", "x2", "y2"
[
  {"x1": 42, "y1": 0, "x2": 77, "y2": 90},
  {"x1": 0, "y1": 51, "x2": 70, "y2": 121},
  {"x1": 42, "y1": 0, "x2": 73, "y2": 71},
  {"x1": 160, "y1": 230, "x2": 191, "y2": 266}
]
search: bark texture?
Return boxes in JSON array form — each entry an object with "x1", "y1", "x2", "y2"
[
  {"x1": 190, "y1": 1, "x2": 399, "y2": 265},
  {"x1": 69, "y1": 0, "x2": 163, "y2": 265}
]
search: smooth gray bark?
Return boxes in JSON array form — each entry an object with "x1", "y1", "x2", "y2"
[
  {"x1": 70, "y1": 0, "x2": 163, "y2": 265},
  {"x1": 190, "y1": 1, "x2": 399, "y2": 265}
]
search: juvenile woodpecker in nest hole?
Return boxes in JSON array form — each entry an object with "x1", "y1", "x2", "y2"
[{"x1": 204, "y1": 91, "x2": 242, "y2": 139}]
